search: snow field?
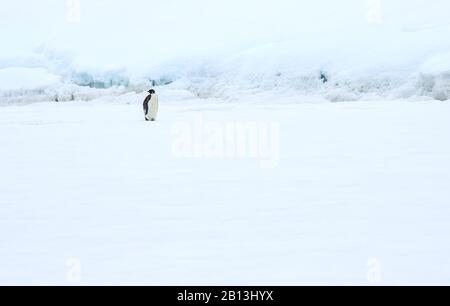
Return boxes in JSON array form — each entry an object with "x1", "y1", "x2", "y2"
[{"x1": 1, "y1": 96, "x2": 449, "y2": 285}]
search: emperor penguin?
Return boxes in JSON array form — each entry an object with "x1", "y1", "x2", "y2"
[{"x1": 143, "y1": 89, "x2": 159, "y2": 121}]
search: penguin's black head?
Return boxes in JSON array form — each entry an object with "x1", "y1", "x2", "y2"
[{"x1": 148, "y1": 89, "x2": 156, "y2": 94}]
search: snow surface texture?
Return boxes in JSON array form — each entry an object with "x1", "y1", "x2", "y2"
[
  {"x1": 1, "y1": 93, "x2": 450, "y2": 285},
  {"x1": 1, "y1": 0, "x2": 450, "y2": 103},
  {"x1": 1, "y1": 0, "x2": 450, "y2": 286}
]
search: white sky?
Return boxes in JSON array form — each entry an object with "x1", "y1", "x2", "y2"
[{"x1": 1, "y1": 0, "x2": 449, "y2": 71}]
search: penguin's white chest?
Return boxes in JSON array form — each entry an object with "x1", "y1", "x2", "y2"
[{"x1": 149, "y1": 94, "x2": 159, "y2": 120}]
